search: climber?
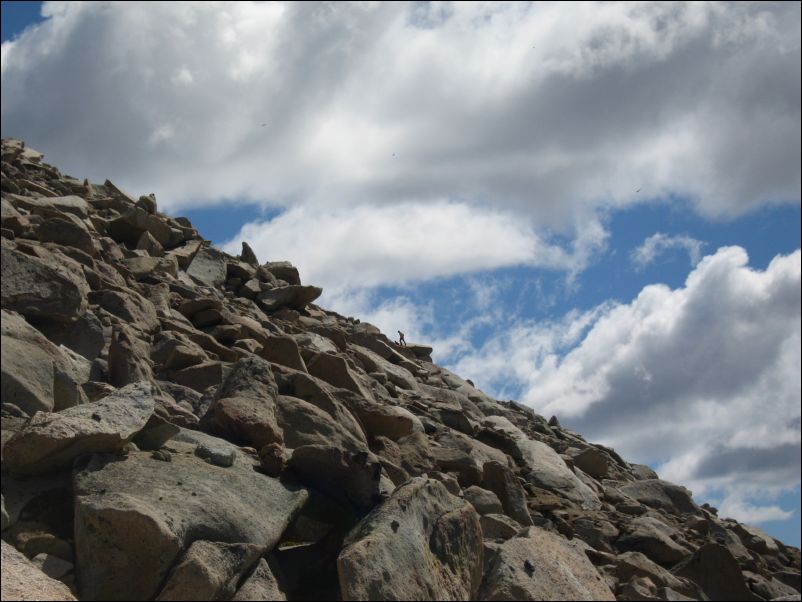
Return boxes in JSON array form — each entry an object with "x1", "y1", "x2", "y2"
[{"x1": 398, "y1": 330, "x2": 407, "y2": 346}]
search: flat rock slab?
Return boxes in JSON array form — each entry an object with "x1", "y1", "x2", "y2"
[
  {"x1": 1, "y1": 540, "x2": 77, "y2": 601},
  {"x1": 479, "y1": 526, "x2": 615, "y2": 601},
  {"x1": 74, "y1": 437, "x2": 308, "y2": 601},
  {"x1": 4, "y1": 381, "x2": 155, "y2": 476},
  {"x1": 337, "y1": 477, "x2": 484, "y2": 601}
]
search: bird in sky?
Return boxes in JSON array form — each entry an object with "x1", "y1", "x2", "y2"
[{"x1": 636, "y1": 188, "x2": 641, "y2": 192}]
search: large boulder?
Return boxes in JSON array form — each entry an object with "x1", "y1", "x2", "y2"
[
  {"x1": 257, "y1": 284, "x2": 322, "y2": 312},
  {"x1": 186, "y1": 246, "x2": 228, "y2": 288},
  {"x1": 200, "y1": 356, "x2": 283, "y2": 448},
  {"x1": 259, "y1": 334, "x2": 307, "y2": 371},
  {"x1": 1, "y1": 310, "x2": 89, "y2": 415},
  {"x1": 481, "y1": 416, "x2": 601, "y2": 509},
  {"x1": 672, "y1": 543, "x2": 760, "y2": 601},
  {"x1": 288, "y1": 444, "x2": 384, "y2": 513},
  {"x1": 1, "y1": 540, "x2": 77, "y2": 601},
  {"x1": 337, "y1": 477, "x2": 484, "y2": 600},
  {"x1": 73, "y1": 436, "x2": 308, "y2": 601},
  {"x1": 3, "y1": 381, "x2": 155, "y2": 475},
  {"x1": 481, "y1": 461, "x2": 533, "y2": 526},
  {"x1": 617, "y1": 516, "x2": 692, "y2": 566},
  {"x1": 2, "y1": 245, "x2": 89, "y2": 321},
  {"x1": 617, "y1": 480, "x2": 698, "y2": 515},
  {"x1": 479, "y1": 527, "x2": 615, "y2": 601},
  {"x1": 306, "y1": 352, "x2": 373, "y2": 399}
]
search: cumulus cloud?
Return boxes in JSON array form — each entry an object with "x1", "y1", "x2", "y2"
[
  {"x1": 451, "y1": 247, "x2": 802, "y2": 521},
  {"x1": 1, "y1": 1, "x2": 799, "y2": 223},
  {"x1": 632, "y1": 232, "x2": 705, "y2": 269},
  {"x1": 221, "y1": 201, "x2": 606, "y2": 292}
]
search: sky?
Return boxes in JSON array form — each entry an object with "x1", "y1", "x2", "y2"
[{"x1": 2, "y1": 1, "x2": 800, "y2": 547}]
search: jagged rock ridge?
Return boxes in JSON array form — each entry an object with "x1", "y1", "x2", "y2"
[{"x1": 1, "y1": 138, "x2": 800, "y2": 601}]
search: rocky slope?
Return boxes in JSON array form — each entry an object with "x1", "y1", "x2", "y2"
[{"x1": 1, "y1": 137, "x2": 800, "y2": 601}]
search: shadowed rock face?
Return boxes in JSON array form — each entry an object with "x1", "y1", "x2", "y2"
[{"x1": 0, "y1": 138, "x2": 799, "y2": 601}]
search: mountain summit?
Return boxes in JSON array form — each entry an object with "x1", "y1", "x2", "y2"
[{"x1": 1, "y1": 138, "x2": 799, "y2": 601}]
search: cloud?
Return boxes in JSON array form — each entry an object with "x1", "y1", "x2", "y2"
[
  {"x1": 632, "y1": 232, "x2": 705, "y2": 269},
  {"x1": 1, "y1": 1, "x2": 799, "y2": 224},
  {"x1": 221, "y1": 201, "x2": 606, "y2": 292},
  {"x1": 450, "y1": 247, "x2": 801, "y2": 522}
]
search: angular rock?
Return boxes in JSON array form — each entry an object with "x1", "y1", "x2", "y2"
[
  {"x1": 2, "y1": 310, "x2": 88, "y2": 414},
  {"x1": 617, "y1": 516, "x2": 692, "y2": 566},
  {"x1": 672, "y1": 543, "x2": 760, "y2": 601},
  {"x1": 4, "y1": 381, "x2": 155, "y2": 475},
  {"x1": 482, "y1": 461, "x2": 533, "y2": 526},
  {"x1": 259, "y1": 334, "x2": 307, "y2": 371},
  {"x1": 570, "y1": 446, "x2": 609, "y2": 479},
  {"x1": 239, "y1": 241, "x2": 259, "y2": 266},
  {"x1": 343, "y1": 396, "x2": 423, "y2": 442},
  {"x1": 156, "y1": 540, "x2": 264, "y2": 601},
  {"x1": 464, "y1": 485, "x2": 504, "y2": 515},
  {"x1": 37, "y1": 215, "x2": 98, "y2": 256},
  {"x1": 233, "y1": 557, "x2": 287, "y2": 601},
  {"x1": 73, "y1": 438, "x2": 308, "y2": 601},
  {"x1": 479, "y1": 526, "x2": 615, "y2": 601},
  {"x1": 481, "y1": 416, "x2": 601, "y2": 509},
  {"x1": 168, "y1": 361, "x2": 223, "y2": 393},
  {"x1": 200, "y1": 356, "x2": 283, "y2": 448},
  {"x1": 481, "y1": 513, "x2": 522, "y2": 541},
  {"x1": 108, "y1": 327, "x2": 153, "y2": 387},
  {"x1": 1, "y1": 540, "x2": 77, "y2": 601},
  {"x1": 257, "y1": 284, "x2": 322, "y2": 311},
  {"x1": 618, "y1": 479, "x2": 698, "y2": 515},
  {"x1": 2, "y1": 245, "x2": 89, "y2": 321},
  {"x1": 263, "y1": 261, "x2": 301, "y2": 285},
  {"x1": 306, "y1": 352, "x2": 372, "y2": 399},
  {"x1": 32, "y1": 309, "x2": 105, "y2": 361},
  {"x1": 91, "y1": 288, "x2": 160, "y2": 333},
  {"x1": 12, "y1": 194, "x2": 89, "y2": 217},
  {"x1": 337, "y1": 477, "x2": 484, "y2": 600},
  {"x1": 288, "y1": 444, "x2": 383, "y2": 513},
  {"x1": 186, "y1": 246, "x2": 228, "y2": 288}
]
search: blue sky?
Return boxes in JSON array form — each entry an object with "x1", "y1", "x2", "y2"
[{"x1": 2, "y1": 1, "x2": 800, "y2": 547}]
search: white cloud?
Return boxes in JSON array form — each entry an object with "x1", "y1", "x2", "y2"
[
  {"x1": 450, "y1": 247, "x2": 802, "y2": 522},
  {"x1": 1, "y1": 1, "x2": 798, "y2": 223},
  {"x1": 221, "y1": 201, "x2": 605, "y2": 292},
  {"x1": 632, "y1": 232, "x2": 705, "y2": 269}
]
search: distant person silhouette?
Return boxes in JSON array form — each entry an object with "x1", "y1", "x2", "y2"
[{"x1": 398, "y1": 331, "x2": 407, "y2": 346}]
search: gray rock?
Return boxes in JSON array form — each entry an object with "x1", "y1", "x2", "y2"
[
  {"x1": 4, "y1": 381, "x2": 155, "y2": 475},
  {"x1": 618, "y1": 480, "x2": 699, "y2": 515},
  {"x1": 1, "y1": 540, "x2": 77, "y2": 601},
  {"x1": 2, "y1": 245, "x2": 89, "y2": 321},
  {"x1": 480, "y1": 513, "x2": 521, "y2": 541},
  {"x1": 91, "y1": 288, "x2": 160, "y2": 333},
  {"x1": 233, "y1": 557, "x2": 287, "y2": 601},
  {"x1": 195, "y1": 442, "x2": 236, "y2": 467},
  {"x1": 288, "y1": 444, "x2": 383, "y2": 513},
  {"x1": 108, "y1": 326, "x2": 153, "y2": 387},
  {"x1": 168, "y1": 360, "x2": 224, "y2": 393},
  {"x1": 337, "y1": 477, "x2": 484, "y2": 600},
  {"x1": 343, "y1": 396, "x2": 423, "y2": 442},
  {"x1": 259, "y1": 334, "x2": 307, "y2": 371},
  {"x1": 200, "y1": 356, "x2": 284, "y2": 448},
  {"x1": 33, "y1": 309, "x2": 105, "y2": 361},
  {"x1": 570, "y1": 446, "x2": 609, "y2": 479},
  {"x1": 481, "y1": 416, "x2": 601, "y2": 509},
  {"x1": 672, "y1": 543, "x2": 760, "y2": 601},
  {"x1": 617, "y1": 516, "x2": 692, "y2": 566},
  {"x1": 257, "y1": 284, "x2": 322, "y2": 312},
  {"x1": 186, "y1": 246, "x2": 228, "y2": 288},
  {"x1": 156, "y1": 540, "x2": 264, "y2": 601},
  {"x1": 239, "y1": 242, "x2": 259, "y2": 266},
  {"x1": 464, "y1": 485, "x2": 504, "y2": 515},
  {"x1": 479, "y1": 526, "x2": 615, "y2": 601},
  {"x1": 481, "y1": 461, "x2": 533, "y2": 526},
  {"x1": 263, "y1": 261, "x2": 301, "y2": 285},
  {"x1": 73, "y1": 439, "x2": 308, "y2": 601},
  {"x1": 306, "y1": 352, "x2": 372, "y2": 399},
  {"x1": 37, "y1": 215, "x2": 98, "y2": 256},
  {"x1": 2, "y1": 310, "x2": 88, "y2": 415},
  {"x1": 12, "y1": 194, "x2": 89, "y2": 217}
]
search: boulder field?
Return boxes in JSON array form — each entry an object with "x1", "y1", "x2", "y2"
[{"x1": 2, "y1": 138, "x2": 800, "y2": 601}]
